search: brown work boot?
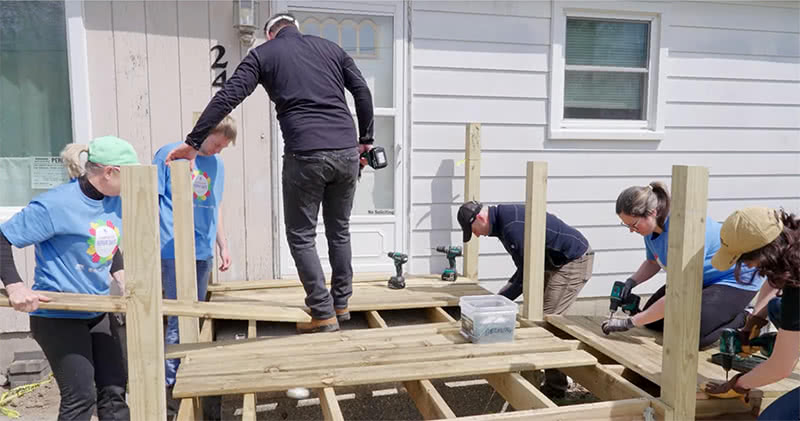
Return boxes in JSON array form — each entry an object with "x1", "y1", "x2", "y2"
[
  {"x1": 335, "y1": 307, "x2": 350, "y2": 322},
  {"x1": 296, "y1": 316, "x2": 340, "y2": 334}
]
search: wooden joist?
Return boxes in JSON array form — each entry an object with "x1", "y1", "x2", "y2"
[
  {"x1": 318, "y1": 387, "x2": 344, "y2": 421},
  {"x1": 403, "y1": 379, "x2": 457, "y2": 420},
  {"x1": 485, "y1": 372, "x2": 556, "y2": 410},
  {"x1": 0, "y1": 290, "x2": 311, "y2": 323},
  {"x1": 172, "y1": 351, "x2": 597, "y2": 398},
  {"x1": 447, "y1": 398, "x2": 652, "y2": 421},
  {"x1": 242, "y1": 320, "x2": 258, "y2": 421},
  {"x1": 560, "y1": 364, "x2": 653, "y2": 402}
]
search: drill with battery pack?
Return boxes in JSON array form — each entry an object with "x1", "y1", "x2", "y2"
[
  {"x1": 607, "y1": 280, "x2": 641, "y2": 321},
  {"x1": 715, "y1": 326, "x2": 777, "y2": 380},
  {"x1": 433, "y1": 246, "x2": 462, "y2": 281}
]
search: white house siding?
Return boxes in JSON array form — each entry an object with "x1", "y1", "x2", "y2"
[
  {"x1": 409, "y1": 0, "x2": 800, "y2": 297},
  {"x1": 0, "y1": 0, "x2": 276, "y2": 335}
]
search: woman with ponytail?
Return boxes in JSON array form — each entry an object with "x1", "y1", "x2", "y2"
[
  {"x1": 0, "y1": 136, "x2": 138, "y2": 420},
  {"x1": 703, "y1": 208, "x2": 799, "y2": 420},
  {"x1": 602, "y1": 182, "x2": 765, "y2": 349}
]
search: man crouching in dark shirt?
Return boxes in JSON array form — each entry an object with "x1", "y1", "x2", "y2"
[{"x1": 457, "y1": 200, "x2": 595, "y2": 399}]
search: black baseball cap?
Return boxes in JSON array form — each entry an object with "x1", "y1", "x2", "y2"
[{"x1": 457, "y1": 201, "x2": 483, "y2": 242}]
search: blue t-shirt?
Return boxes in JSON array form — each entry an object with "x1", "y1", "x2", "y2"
[
  {"x1": 644, "y1": 216, "x2": 763, "y2": 291},
  {"x1": 154, "y1": 142, "x2": 225, "y2": 260},
  {"x1": 0, "y1": 180, "x2": 122, "y2": 318}
]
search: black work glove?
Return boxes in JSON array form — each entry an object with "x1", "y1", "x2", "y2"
[
  {"x1": 621, "y1": 277, "x2": 637, "y2": 301},
  {"x1": 601, "y1": 317, "x2": 634, "y2": 335}
]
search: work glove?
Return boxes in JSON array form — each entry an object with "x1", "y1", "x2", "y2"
[
  {"x1": 621, "y1": 277, "x2": 637, "y2": 301},
  {"x1": 704, "y1": 373, "x2": 749, "y2": 401},
  {"x1": 740, "y1": 313, "x2": 769, "y2": 343},
  {"x1": 601, "y1": 317, "x2": 634, "y2": 335}
]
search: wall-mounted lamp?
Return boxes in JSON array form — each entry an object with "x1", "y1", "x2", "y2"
[{"x1": 234, "y1": 0, "x2": 258, "y2": 46}]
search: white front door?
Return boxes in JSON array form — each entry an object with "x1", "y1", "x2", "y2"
[{"x1": 273, "y1": 1, "x2": 406, "y2": 277}]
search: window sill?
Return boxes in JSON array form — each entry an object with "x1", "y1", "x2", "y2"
[{"x1": 549, "y1": 128, "x2": 664, "y2": 141}]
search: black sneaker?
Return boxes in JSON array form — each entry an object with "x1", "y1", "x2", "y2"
[{"x1": 539, "y1": 383, "x2": 567, "y2": 400}]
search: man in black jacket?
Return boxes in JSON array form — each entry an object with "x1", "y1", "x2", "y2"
[
  {"x1": 457, "y1": 200, "x2": 594, "y2": 398},
  {"x1": 167, "y1": 13, "x2": 374, "y2": 333}
]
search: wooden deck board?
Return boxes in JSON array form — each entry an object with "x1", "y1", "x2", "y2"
[
  {"x1": 547, "y1": 315, "x2": 800, "y2": 398},
  {"x1": 172, "y1": 350, "x2": 597, "y2": 398}
]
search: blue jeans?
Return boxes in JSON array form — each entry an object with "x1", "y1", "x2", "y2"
[{"x1": 161, "y1": 258, "x2": 213, "y2": 386}]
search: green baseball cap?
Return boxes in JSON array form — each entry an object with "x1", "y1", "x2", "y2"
[{"x1": 88, "y1": 136, "x2": 139, "y2": 166}]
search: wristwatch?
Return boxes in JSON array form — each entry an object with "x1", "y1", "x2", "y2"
[{"x1": 359, "y1": 137, "x2": 374, "y2": 145}]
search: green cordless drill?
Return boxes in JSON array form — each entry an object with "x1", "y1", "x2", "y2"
[
  {"x1": 715, "y1": 327, "x2": 776, "y2": 380},
  {"x1": 608, "y1": 280, "x2": 641, "y2": 321},
  {"x1": 433, "y1": 246, "x2": 462, "y2": 282},
  {"x1": 387, "y1": 252, "x2": 408, "y2": 289}
]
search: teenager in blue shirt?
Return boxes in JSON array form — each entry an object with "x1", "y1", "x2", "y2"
[
  {"x1": 153, "y1": 116, "x2": 235, "y2": 413},
  {"x1": 603, "y1": 182, "x2": 765, "y2": 349},
  {"x1": 0, "y1": 136, "x2": 138, "y2": 421}
]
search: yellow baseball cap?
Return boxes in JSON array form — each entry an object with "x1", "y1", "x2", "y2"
[{"x1": 712, "y1": 207, "x2": 784, "y2": 271}]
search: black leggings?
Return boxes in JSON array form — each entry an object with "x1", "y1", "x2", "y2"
[
  {"x1": 642, "y1": 283, "x2": 756, "y2": 349},
  {"x1": 30, "y1": 314, "x2": 129, "y2": 421}
]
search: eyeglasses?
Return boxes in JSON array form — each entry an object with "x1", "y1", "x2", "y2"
[{"x1": 620, "y1": 217, "x2": 642, "y2": 230}]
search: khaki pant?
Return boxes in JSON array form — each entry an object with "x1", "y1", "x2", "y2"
[{"x1": 542, "y1": 248, "x2": 594, "y2": 393}]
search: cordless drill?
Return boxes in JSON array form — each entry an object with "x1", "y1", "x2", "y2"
[
  {"x1": 387, "y1": 252, "x2": 408, "y2": 289},
  {"x1": 608, "y1": 280, "x2": 641, "y2": 321},
  {"x1": 434, "y1": 246, "x2": 462, "y2": 282},
  {"x1": 717, "y1": 327, "x2": 777, "y2": 380}
]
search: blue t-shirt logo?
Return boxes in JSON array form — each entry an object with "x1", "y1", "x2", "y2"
[
  {"x1": 192, "y1": 169, "x2": 212, "y2": 202},
  {"x1": 87, "y1": 220, "x2": 120, "y2": 264}
]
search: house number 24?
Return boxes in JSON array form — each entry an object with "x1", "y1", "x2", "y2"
[{"x1": 211, "y1": 45, "x2": 228, "y2": 88}]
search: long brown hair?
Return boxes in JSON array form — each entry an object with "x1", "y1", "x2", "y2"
[
  {"x1": 735, "y1": 209, "x2": 800, "y2": 290},
  {"x1": 615, "y1": 182, "x2": 671, "y2": 230}
]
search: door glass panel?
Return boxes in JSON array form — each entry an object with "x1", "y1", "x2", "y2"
[
  {"x1": 0, "y1": 1, "x2": 72, "y2": 206},
  {"x1": 351, "y1": 116, "x2": 394, "y2": 215},
  {"x1": 294, "y1": 11, "x2": 393, "y2": 108}
]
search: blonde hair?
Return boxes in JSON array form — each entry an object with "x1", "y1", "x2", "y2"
[
  {"x1": 616, "y1": 181, "x2": 671, "y2": 230},
  {"x1": 209, "y1": 115, "x2": 237, "y2": 145},
  {"x1": 61, "y1": 144, "x2": 90, "y2": 179}
]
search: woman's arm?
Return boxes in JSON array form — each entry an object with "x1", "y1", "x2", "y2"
[
  {"x1": 631, "y1": 294, "x2": 666, "y2": 326},
  {"x1": 751, "y1": 281, "x2": 780, "y2": 319},
  {"x1": 630, "y1": 259, "x2": 662, "y2": 285},
  {"x1": 216, "y1": 204, "x2": 231, "y2": 271},
  {"x1": 736, "y1": 329, "x2": 800, "y2": 389}
]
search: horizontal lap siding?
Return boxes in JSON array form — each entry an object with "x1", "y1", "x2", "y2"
[{"x1": 409, "y1": 1, "x2": 799, "y2": 297}]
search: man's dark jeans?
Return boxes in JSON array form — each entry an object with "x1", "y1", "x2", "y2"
[{"x1": 283, "y1": 147, "x2": 359, "y2": 320}]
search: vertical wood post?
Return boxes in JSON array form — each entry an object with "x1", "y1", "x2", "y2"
[
  {"x1": 659, "y1": 165, "x2": 709, "y2": 421},
  {"x1": 121, "y1": 165, "x2": 167, "y2": 419},
  {"x1": 171, "y1": 160, "x2": 199, "y2": 342},
  {"x1": 463, "y1": 123, "x2": 481, "y2": 280},
  {"x1": 522, "y1": 162, "x2": 548, "y2": 321}
]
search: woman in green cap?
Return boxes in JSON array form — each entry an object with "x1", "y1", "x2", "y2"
[
  {"x1": 704, "y1": 207, "x2": 799, "y2": 421},
  {"x1": 0, "y1": 136, "x2": 139, "y2": 421}
]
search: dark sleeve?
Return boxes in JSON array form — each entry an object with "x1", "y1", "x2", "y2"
[
  {"x1": 185, "y1": 50, "x2": 263, "y2": 149},
  {"x1": 0, "y1": 230, "x2": 23, "y2": 287},
  {"x1": 110, "y1": 251, "x2": 124, "y2": 275},
  {"x1": 499, "y1": 268, "x2": 523, "y2": 300},
  {"x1": 781, "y1": 285, "x2": 800, "y2": 331},
  {"x1": 341, "y1": 53, "x2": 374, "y2": 141}
]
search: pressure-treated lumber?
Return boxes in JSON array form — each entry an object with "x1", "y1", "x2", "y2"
[
  {"x1": 242, "y1": 320, "x2": 258, "y2": 421},
  {"x1": 365, "y1": 310, "x2": 388, "y2": 328},
  {"x1": 179, "y1": 338, "x2": 576, "y2": 377},
  {"x1": 445, "y1": 398, "x2": 652, "y2": 421},
  {"x1": 0, "y1": 290, "x2": 311, "y2": 322},
  {"x1": 198, "y1": 319, "x2": 214, "y2": 342},
  {"x1": 171, "y1": 160, "x2": 200, "y2": 343},
  {"x1": 173, "y1": 351, "x2": 597, "y2": 398},
  {"x1": 522, "y1": 161, "x2": 548, "y2": 320},
  {"x1": 560, "y1": 364, "x2": 653, "y2": 402},
  {"x1": 463, "y1": 122, "x2": 481, "y2": 281},
  {"x1": 318, "y1": 387, "x2": 344, "y2": 421},
  {"x1": 211, "y1": 281, "x2": 489, "y2": 311},
  {"x1": 403, "y1": 379, "x2": 457, "y2": 419},
  {"x1": 426, "y1": 307, "x2": 456, "y2": 323},
  {"x1": 485, "y1": 372, "x2": 556, "y2": 410},
  {"x1": 546, "y1": 315, "x2": 800, "y2": 399},
  {"x1": 175, "y1": 398, "x2": 201, "y2": 421},
  {"x1": 659, "y1": 165, "x2": 708, "y2": 421},
  {"x1": 206, "y1": 273, "x2": 461, "y2": 292},
  {"x1": 121, "y1": 165, "x2": 167, "y2": 419}
]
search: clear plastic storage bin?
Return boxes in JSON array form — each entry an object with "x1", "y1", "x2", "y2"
[{"x1": 459, "y1": 295, "x2": 518, "y2": 344}]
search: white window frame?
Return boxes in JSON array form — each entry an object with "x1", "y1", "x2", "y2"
[
  {"x1": 0, "y1": 1, "x2": 92, "y2": 222},
  {"x1": 549, "y1": 2, "x2": 668, "y2": 141}
]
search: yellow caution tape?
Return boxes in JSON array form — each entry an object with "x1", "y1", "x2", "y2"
[{"x1": 0, "y1": 372, "x2": 54, "y2": 419}]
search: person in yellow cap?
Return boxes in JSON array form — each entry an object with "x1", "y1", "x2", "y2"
[
  {"x1": 704, "y1": 207, "x2": 799, "y2": 420},
  {"x1": 0, "y1": 136, "x2": 139, "y2": 421}
]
